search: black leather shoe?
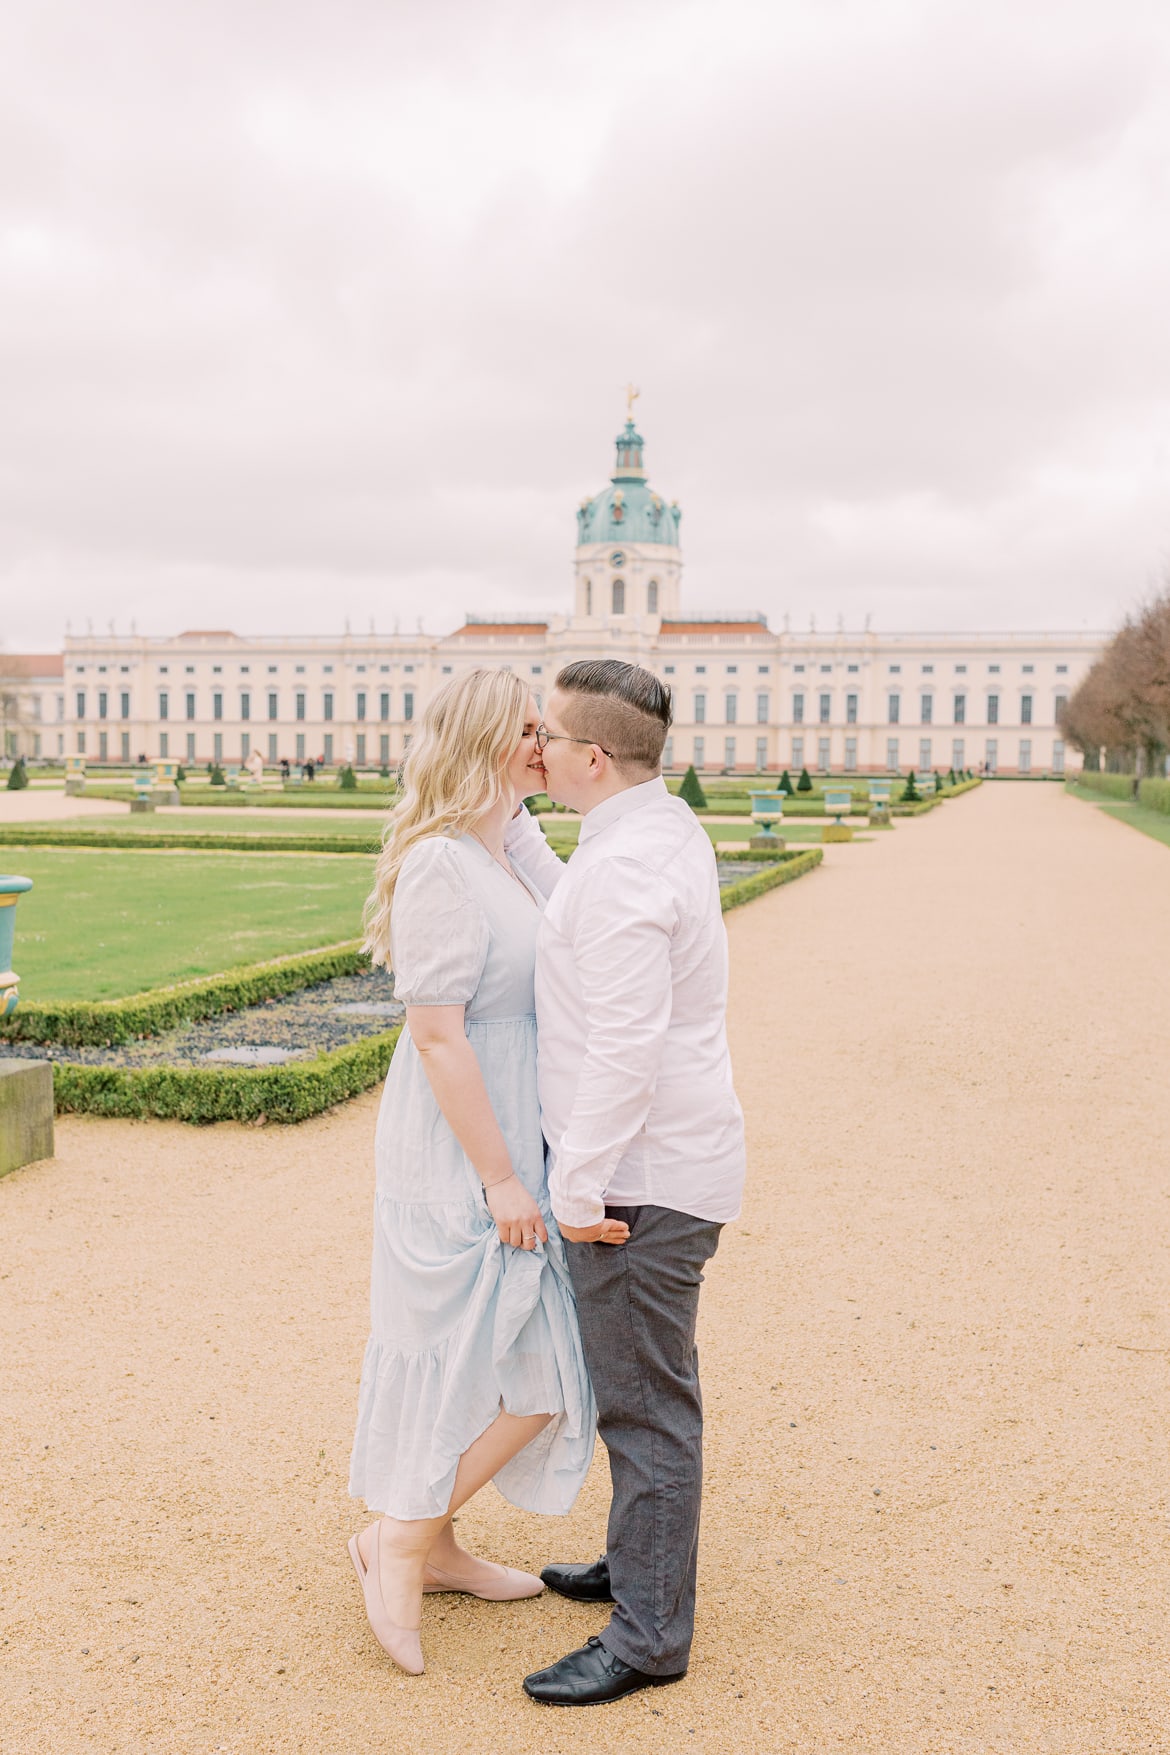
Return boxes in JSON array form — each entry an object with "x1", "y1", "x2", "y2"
[
  {"x1": 523, "y1": 1636, "x2": 686, "y2": 1707},
  {"x1": 539, "y1": 1555, "x2": 614, "y2": 1603}
]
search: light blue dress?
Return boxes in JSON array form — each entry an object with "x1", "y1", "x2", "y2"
[{"x1": 348, "y1": 833, "x2": 595, "y2": 1520}]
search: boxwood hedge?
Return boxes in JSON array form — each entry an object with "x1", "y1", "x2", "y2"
[
  {"x1": 0, "y1": 940, "x2": 370, "y2": 1047},
  {"x1": 51, "y1": 1025, "x2": 401, "y2": 1124},
  {"x1": 720, "y1": 848, "x2": 822, "y2": 910}
]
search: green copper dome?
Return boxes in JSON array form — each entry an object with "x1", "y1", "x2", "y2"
[{"x1": 576, "y1": 420, "x2": 682, "y2": 548}]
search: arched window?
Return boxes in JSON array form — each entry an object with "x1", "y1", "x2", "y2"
[
  {"x1": 647, "y1": 579, "x2": 659, "y2": 614},
  {"x1": 612, "y1": 577, "x2": 625, "y2": 615}
]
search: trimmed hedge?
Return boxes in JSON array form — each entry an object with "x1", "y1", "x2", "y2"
[
  {"x1": 1073, "y1": 773, "x2": 1137, "y2": 802},
  {"x1": 0, "y1": 826, "x2": 378, "y2": 855},
  {"x1": 0, "y1": 940, "x2": 369, "y2": 1047},
  {"x1": 1137, "y1": 778, "x2": 1170, "y2": 815},
  {"x1": 51, "y1": 1026, "x2": 401, "y2": 1124},
  {"x1": 720, "y1": 848, "x2": 822, "y2": 911},
  {"x1": 80, "y1": 784, "x2": 392, "y2": 810}
]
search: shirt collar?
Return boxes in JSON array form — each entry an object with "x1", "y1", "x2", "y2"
[{"x1": 578, "y1": 775, "x2": 669, "y2": 845}]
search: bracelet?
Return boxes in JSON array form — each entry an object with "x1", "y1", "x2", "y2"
[{"x1": 482, "y1": 1170, "x2": 516, "y2": 1189}]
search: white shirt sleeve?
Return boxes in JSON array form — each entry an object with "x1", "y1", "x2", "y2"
[
  {"x1": 547, "y1": 856, "x2": 676, "y2": 1229},
  {"x1": 503, "y1": 805, "x2": 567, "y2": 901},
  {"x1": 390, "y1": 838, "x2": 489, "y2": 1005}
]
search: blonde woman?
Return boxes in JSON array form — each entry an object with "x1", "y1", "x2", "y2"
[{"x1": 347, "y1": 669, "x2": 620, "y2": 1676}]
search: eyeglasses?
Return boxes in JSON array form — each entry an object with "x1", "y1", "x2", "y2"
[{"x1": 534, "y1": 723, "x2": 614, "y2": 758}]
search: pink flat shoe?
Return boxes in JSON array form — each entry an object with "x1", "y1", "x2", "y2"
[
  {"x1": 422, "y1": 1559, "x2": 545, "y2": 1601},
  {"x1": 347, "y1": 1529, "x2": 425, "y2": 1675}
]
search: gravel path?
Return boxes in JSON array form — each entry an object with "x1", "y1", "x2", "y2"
[{"x1": 2, "y1": 782, "x2": 1167, "y2": 1753}]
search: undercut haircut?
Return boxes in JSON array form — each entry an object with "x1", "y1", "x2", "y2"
[{"x1": 554, "y1": 659, "x2": 673, "y2": 773}]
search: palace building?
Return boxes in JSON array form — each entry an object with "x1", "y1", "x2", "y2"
[{"x1": 58, "y1": 414, "x2": 1102, "y2": 777}]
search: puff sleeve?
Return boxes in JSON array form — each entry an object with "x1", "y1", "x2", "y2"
[{"x1": 389, "y1": 838, "x2": 490, "y2": 1006}]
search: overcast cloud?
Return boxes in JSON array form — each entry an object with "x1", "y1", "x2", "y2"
[{"x1": 3, "y1": 0, "x2": 1169, "y2": 648}]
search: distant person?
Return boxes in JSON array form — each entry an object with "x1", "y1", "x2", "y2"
[
  {"x1": 305, "y1": 759, "x2": 315, "y2": 782},
  {"x1": 280, "y1": 757, "x2": 290, "y2": 780},
  {"x1": 347, "y1": 668, "x2": 603, "y2": 1676}
]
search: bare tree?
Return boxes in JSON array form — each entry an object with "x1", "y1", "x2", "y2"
[{"x1": 1061, "y1": 586, "x2": 1170, "y2": 777}]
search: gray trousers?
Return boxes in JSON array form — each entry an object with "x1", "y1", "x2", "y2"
[{"x1": 565, "y1": 1203, "x2": 723, "y2": 1676}]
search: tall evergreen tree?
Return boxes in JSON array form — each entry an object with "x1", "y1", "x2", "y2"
[
  {"x1": 777, "y1": 769, "x2": 793, "y2": 794},
  {"x1": 797, "y1": 767, "x2": 813, "y2": 792}
]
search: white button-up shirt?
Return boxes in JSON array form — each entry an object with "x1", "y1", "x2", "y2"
[{"x1": 505, "y1": 778, "x2": 745, "y2": 1230}]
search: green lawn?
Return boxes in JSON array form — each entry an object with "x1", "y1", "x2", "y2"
[
  {"x1": 6, "y1": 848, "x2": 374, "y2": 1002},
  {"x1": 1067, "y1": 785, "x2": 1170, "y2": 852}
]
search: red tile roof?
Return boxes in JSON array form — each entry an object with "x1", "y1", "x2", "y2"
[
  {"x1": 1, "y1": 653, "x2": 64, "y2": 676},
  {"x1": 447, "y1": 622, "x2": 549, "y2": 638},
  {"x1": 659, "y1": 621, "x2": 770, "y2": 636}
]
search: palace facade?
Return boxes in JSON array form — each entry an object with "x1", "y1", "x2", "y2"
[{"x1": 57, "y1": 417, "x2": 1102, "y2": 776}]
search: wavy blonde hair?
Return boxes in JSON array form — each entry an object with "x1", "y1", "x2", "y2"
[{"x1": 362, "y1": 667, "x2": 529, "y2": 966}]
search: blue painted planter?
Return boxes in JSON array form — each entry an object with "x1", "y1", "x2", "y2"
[
  {"x1": 749, "y1": 791, "x2": 785, "y2": 838},
  {"x1": 0, "y1": 875, "x2": 33, "y2": 1016}
]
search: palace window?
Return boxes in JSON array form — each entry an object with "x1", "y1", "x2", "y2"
[
  {"x1": 844, "y1": 737, "x2": 857, "y2": 772},
  {"x1": 724, "y1": 694, "x2": 737, "y2": 723},
  {"x1": 647, "y1": 580, "x2": 658, "y2": 614},
  {"x1": 404, "y1": 692, "x2": 414, "y2": 721},
  {"x1": 756, "y1": 693, "x2": 769, "y2": 724},
  {"x1": 792, "y1": 693, "x2": 804, "y2": 724},
  {"x1": 694, "y1": 693, "x2": 707, "y2": 724},
  {"x1": 819, "y1": 693, "x2": 831, "y2": 724},
  {"x1": 611, "y1": 578, "x2": 625, "y2": 615},
  {"x1": 356, "y1": 692, "x2": 367, "y2": 721},
  {"x1": 987, "y1": 694, "x2": 999, "y2": 724},
  {"x1": 323, "y1": 692, "x2": 333, "y2": 722},
  {"x1": 268, "y1": 692, "x2": 278, "y2": 720},
  {"x1": 846, "y1": 693, "x2": 858, "y2": 724},
  {"x1": 755, "y1": 736, "x2": 767, "y2": 769},
  {"x1": 920, "y1": 694, "x2": 933, "y2": 724},
  {"x1": 953, "y1": 694, "x2": 966, "y2": 724},
  {"x1": 887, "y1": 694, "x2": 900, "y2": 725},
  {"x1": 186, "y1": 693, "x2": 196, "y2": 720},
  {"x1": 295, "y1": 693, "x2": 305, "y2": 721},
  {"x1": 1021, "y1": 694, "x2": 1033, "y2": 725},
  {"x1": 158, "y1": 692, "x2": 168, "y2": 721},
  {"x1": 213, "y1": 693, "x2": 223, "y2": 721},
  {"x1": 240, "y1": 693, "x2": 251, "y2": 721},
  {"x1": 693, "y1": 736, "x2": 705, "y2": 767}
]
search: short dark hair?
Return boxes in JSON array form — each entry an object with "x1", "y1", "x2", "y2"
[{"x1": 553, "y1": 659, "x2": 673, "y2": 772}]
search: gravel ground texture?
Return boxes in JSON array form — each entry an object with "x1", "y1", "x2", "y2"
[{"x1": 2, "y1": 781, "x2": 1167, "y2": 1754}]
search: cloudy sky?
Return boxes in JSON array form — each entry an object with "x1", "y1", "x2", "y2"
[{"x1": 3, "y1": 0, "x2": 1169, "y2": 649}]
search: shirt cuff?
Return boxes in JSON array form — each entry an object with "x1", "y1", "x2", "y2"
[{"x1": 551, "y1": 1187, "x2": 608, "y2": 1230}]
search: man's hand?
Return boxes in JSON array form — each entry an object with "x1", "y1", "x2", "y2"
[{"x1": 558, "y1": 1217, "x2": 630, "y2": 1246}]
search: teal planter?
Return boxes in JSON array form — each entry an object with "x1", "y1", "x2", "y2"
[{"x1": 0, "y1": 875, "x2": 33, "y2": 1015}]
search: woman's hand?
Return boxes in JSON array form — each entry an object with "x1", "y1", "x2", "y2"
[{"x1": 486, "y1": 1174, "x2": 549, "y2": 1251}]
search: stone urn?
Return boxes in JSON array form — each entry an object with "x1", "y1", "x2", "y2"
[
  {"x1": 0, "y1": 875, "x2": 33, "y2": 1016},
  {"x1": 0, "y1": 874, "x2": 54, "y2": 1175}
]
